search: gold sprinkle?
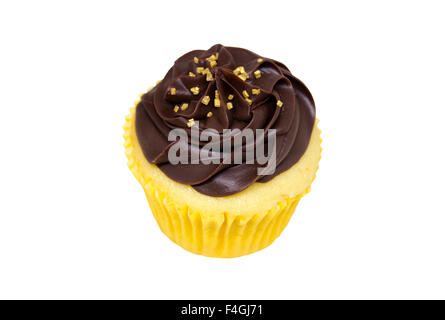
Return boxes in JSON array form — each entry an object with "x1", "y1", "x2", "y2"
[
  {"x1": 245, "y1": 98, "x2": 252, "y2": 105},
  {"x1": 181, "y1": 103, "x2": 189, "y2": 111},
  {"x1": 207, "y1": 112, "x2": 213, "y2": 118},
  {"x1": 257, "y1": 58, "x2": 263, "y2": 63},
  {"x1": 201, "y1": 95, "x2": 210, "y2": 105},
  {"x1": 170, "y1": 88, "x2": 176, "y2": 95},
  {"x1": 187, "y1": 118, "x2": 195, "y2": 127},
  {"x1": 173, "y1": 105, "x2": 179, "y2": 112},
  {"x1": 190, "y1": 87, "x2": 200, "y2": 95},
  {"x1": 233, "y1": 66, "x2": 246, "y2": 75},
  {"x1": 227, "y1": 102, "x2": 233, "y2": 110},
  {"x1": 254, "y1": 70, "x2": 261, "y2": 79},
  {"x1": 238, "y1": 73, "x2": 248, "y2": 81},
  {"x1": 198, "y1": 67, "x2": 214, "y2": 81},
  {"x1": 242, "y1": 90, "x2": 249, "y2": 98},
  {"x1": 214, "y1": 99, "x2": 221, "y2": 107},
  {"x1": 189, "y1": 72, "x2": 196, "y2": 77},
  {"x1": 233, "y1": 66, "x2": 249, "y2": 81},
  {"x1": 252, "y1": 88, "x2": 261, "y2": 95},
  {"x1": 194, "y1": 57, "x2": 199, "y2": 64},
  {"x1": 206, "y1": 54, "x2": 215, "y2": 60},
  {"x1": 228, "y1": 94, "x2": 234, "y2": 100},
  {"x1": 215, "y1": 90, "x2": 219, "y2": 99},
  {"x1": 205, "y1": 71, "x2": 214, "y2": 81},
  {"x1": 276, "y1": 100, "x2": 283, "y2": 107},
  {"x1": 210, "y1": 60, "x2": 217, "y2": 67},
  {"x1": 206, "y1": 54, "x2": 218, "y2": 64}
]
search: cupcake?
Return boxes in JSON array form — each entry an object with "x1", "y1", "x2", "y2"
[{"x1": 124, "y1": 44, "x2": 321, "y2": 258}]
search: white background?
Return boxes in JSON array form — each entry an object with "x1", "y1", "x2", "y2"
[{"x1": 1, "y1": 0, "x2": 444, "y2": 299}]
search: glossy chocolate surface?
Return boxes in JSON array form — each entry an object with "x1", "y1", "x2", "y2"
[{"x1": 136, "y1": 45, "x2": 315, "y2": 196}]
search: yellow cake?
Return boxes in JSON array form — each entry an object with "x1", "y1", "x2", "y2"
[{"x1": 124, "y1": 45, "x2": 321, "y2": 257}]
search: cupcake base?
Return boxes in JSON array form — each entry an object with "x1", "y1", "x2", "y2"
[
  {"x1": 144, "y1": 182, "x2": 305, "y2": 257},
  {"x1": 124, "y1": 102, "x2": 321, "y2": 258}
]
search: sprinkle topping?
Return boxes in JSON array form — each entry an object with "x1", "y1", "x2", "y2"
[
  {"x1": 276, "y1": 100, "x2": 283, "y2": 107},
  {"x1": 206, "y1": 54, "x2": 218, "y2": 68},
  {"x1": 201, "y1": 95, "x2": 210, "y2": 105},
  {"x1": 242, "y1": 90, "x2": 249, "y2": 99},
  {"x1": 170, "y1": 88, "x2": 176, "y2": 95},
  {"x1": 187, "y1": 118, "x2": 195, "y2": 127},
  {"x1": 228, "y1": 94, "x2": 234, "y2": 100},
  {"x1": 181, "y1": 103, "x2": 189, "y2": 111},
  {"x1": 252, "y1": 89, "x2": 261, "y2": 95},
  {"x1": 173, "y1": 105, "x2": 179, "y2": 112},
  {"x1": 206, "y1": 54, "x2": 218, "y2": 62},
  {"x1": 257, "y1": 58, "x2": 263, "y2": 63},
  {"x1": 194, "y1": 57, "x2": 199, "y2": 64},
  {"x1": 226, "y1": 102, "x2": 233, "y2": 110},
  {"x1": 189, "y1": 72, "x2": 196, "y2": 77},
  {"x1": 205, "y1": 70, "x2": 214, "y2": 81},
  {"x1": 190, "y1": 87, "x2": 200, "y2": 95},
  {"x1": 233, "y1": 66, "x2": 249, "y2": 81},
  {"x1": 233, "y1": 66, "x2": 245, "y2": 75},
  {"x1": 207, "y1": 112, "x2": 213, "y2": 118},
  {"x1": 254, "y1": 70, "x2": 261, "y2": 79},
  {"x1": 214, "y1": 90, "x2": 220, "y2": 107},
  {"x1": 197, "y1": 67, "x2": 214, "y2": 81}
]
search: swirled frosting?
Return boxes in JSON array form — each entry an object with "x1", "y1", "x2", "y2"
[{"x1": 135, "y1": 44, "x2": 316, "y2": 197}]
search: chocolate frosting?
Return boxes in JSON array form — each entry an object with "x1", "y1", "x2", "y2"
[{"x1": 135, "y1": 44, "x2": 316, "y2": 197}]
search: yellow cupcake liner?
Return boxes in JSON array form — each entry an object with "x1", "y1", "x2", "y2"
[
  {"x1": 143, "y1": 182, "x2": 306, "y2": 258},
  {"x1": 124, "y1": 100, "x2": 320, "y2": 258}
]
